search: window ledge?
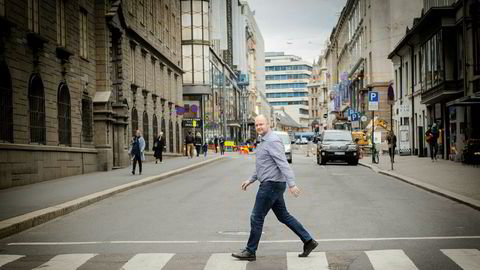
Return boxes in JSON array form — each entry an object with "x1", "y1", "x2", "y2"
[{"x1": 80, "y1": 56, "x2": 90, "y2": 62}]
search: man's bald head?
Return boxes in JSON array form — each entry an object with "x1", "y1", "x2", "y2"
[{"x1": 255, "y1": 114, "x2": 270, "y2": 136}]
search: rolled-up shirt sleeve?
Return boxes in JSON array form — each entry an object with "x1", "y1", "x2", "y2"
[{"x1": 267, "y1": 140, "x2": 296, "y2": 187}]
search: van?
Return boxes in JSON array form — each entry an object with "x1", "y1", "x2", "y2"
[{"x1": 273, "y1": 131, "x2": 293, "y2": 163}]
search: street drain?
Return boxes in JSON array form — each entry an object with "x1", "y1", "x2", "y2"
[{"x1": 217, "y1": 231, "x2": 264, "y2": 236}]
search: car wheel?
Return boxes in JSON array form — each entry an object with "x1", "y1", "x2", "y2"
[
  {"x1": 349, "y1": 158, "x2": 359, "y2": 166},
  {"x1": 320, "y1": 155, "x2": 327, "y2": 165},
  {"x1": 288, "y1": 158, "x2": 292, "y2": 164}
]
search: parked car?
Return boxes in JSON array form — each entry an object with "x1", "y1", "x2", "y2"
[
  {"x1": 316, "y1": 130, "x2": 359, "y2": 165},
  {"x1": 274, "y1": 131, "x2": 293, "y2": 163},
  {"x1": 300, "y1": 137, "x2": 308, "y2": 144}
]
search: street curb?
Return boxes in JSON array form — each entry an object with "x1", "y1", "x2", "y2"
[
  {"x1": 359, "y1": 161, "x2": 480, "y2": 211},
  {"x1": 0, "y1": 156, "x2": 226, "y2": 239}
]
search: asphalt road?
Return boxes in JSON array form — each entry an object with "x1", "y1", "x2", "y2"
[{"x1": 1, "y1": 154, "x2": 479, "y2": 269}]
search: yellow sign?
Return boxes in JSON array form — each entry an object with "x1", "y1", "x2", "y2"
[
  {"x1": 193, "y1": 120, "x2": 197, "y2": 127},
  {"x1": 225, "y1": 141, "x2": 236, "y2": 147}
]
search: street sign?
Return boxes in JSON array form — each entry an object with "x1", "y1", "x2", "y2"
[
  {"x1": 361, "y1": 115, "x2": 368, "y2": 122},
  {"x1": 351, "y1": 113, "x2": 359, "y2": 122},
  {"x1": 348, "y1": 109, "x2": 354, "y2": 117},
  {"x1": 368, "y1": 91, "x2": 379, "y2": 111}
]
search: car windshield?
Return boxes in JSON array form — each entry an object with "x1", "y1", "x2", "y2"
[
  {"x1": 322, "y1": 132, "x2": 352, "y2": 142},
  {"x1": 276, "y1": 133, "x2": 291, "y2": 145}
]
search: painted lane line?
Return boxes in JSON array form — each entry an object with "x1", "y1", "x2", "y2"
[
  {"x1": 6, "y1": 235, "x2": 480, "y2": 246},
  {"x1": 286, "y1": 252, "x2": 329, "y2": 270},
  {"x1": 122, "y1": 253, "x2": 175, "y2": 270},
  {"x1": 0, "y1": 255, "x2": 24, "y2": 267},
  {"x1": 32, "y1": 254, "x2": 97, "y2": 270},
  {"x1": 441, "y1": 249, "x2": 480, "y2": 270},
  {"x1": 203, "y1": 253, "x2": 248, "y2": 270},
  {"x1": 366, "y1": 250, "x2": 418, "y2": 270}
]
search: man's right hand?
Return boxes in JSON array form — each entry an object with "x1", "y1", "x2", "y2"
[{"x1": 241, "y1": 180, "x2": 252, "y2": 191}]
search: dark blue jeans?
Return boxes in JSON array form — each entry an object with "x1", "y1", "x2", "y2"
[{"x1": 246, "y1": 181, "x2": 312, "y2": 254}]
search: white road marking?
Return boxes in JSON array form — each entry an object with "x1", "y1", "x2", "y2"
[
  {"x1": 7, "y1": 235, "x2": 480, "y2": 246},
  {"x1": 121, "y1": 253, "x2": 174, "y2": 270},
  {"x1": 32, "y1": 254, "x2": 97, "y2": 270},
  {"x1": 286, "y1": 252, "x2": 329, "y2": 270},
  {"x1": 366, "y1": 250, "x2": 418, "y2": 270},
  {"x1": 441, "y1": 249, "x2": 480, "y2": 270},
  {"x1": 0, "y1": 255, "x2": 24, "y2": 267},
  {"x1": 203, "y1": 253, "x2": 248, "y2": 270}
]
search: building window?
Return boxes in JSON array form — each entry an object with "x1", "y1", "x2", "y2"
[
  {"x1": 143, "y1": 111, "x2": 149, "y2": 150},
  {"x1": 153, "y1": 114, "x2": 158, "y2": 138},
  {"x1": 130, "y1": 44, "x2": 136, "y2": 83},
  {"x1": 405, "y1": 62, "x2": 409, "y2": 96},
  {"x1": 139, "y1": 0, "x2": 145, "y2": 25},
  {"x1": 0, "y1": 61, "x2": 13, "y2": 142},
  {"x1": 82, "y1": 96, "x2": 93, "y2": 142},
  {"x1": 142, "y1": 52, "x2": 147, "y2": 88},
  {"x1": 149, "y1": 0, "x2": 155, "y2": 33},
  {"x1": 1, "y1": 0, "x2": 5, "y2": 17},
  {"x1": 169, "y1": 119, "x2": 173, "y2": 152},
  {"x1": 176, "y1": 123, "x2": 180, "y2": 153},
  {"x1": 474, "y1": 14, "x2": 480, "y2": 75},
  {"x1": 161, "y1": 117, "x2": 166, "y2": 137},
  {"x1": 131, "y1": 107, "x2": 138, "y2": 137},
  {"x1": 28, "y1": 74, "x2": 46, "y2": 144},
  {"x1": 56, "y1": 0, "x2": 66, "y2": 46},
  {"x1": 79, "y1": 9, "x2": 88, "y2": 58},
  {"x1": 57, "y1": 83, "x2": 71, "y2": 145},
  {"x1": 28, "y1": 0, "x2": 39, "y2": 33}
]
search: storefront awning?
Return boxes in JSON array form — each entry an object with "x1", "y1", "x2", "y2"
[{"x1": 446, "y1": 96, "x2": 480, "y2": 107}]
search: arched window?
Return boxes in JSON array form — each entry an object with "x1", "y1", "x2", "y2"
[
  {"x1": 169, "y1": 120, "x2": 174, "y2": 153},
  {"x1": 82, "y1": 95, "x2": 93, "y2": 142},
  {"x1": 58, "y1": 83, "x2": 71, "y2": 145},
  {"x1": 143, "y1": 111, "x2": 149, "y2": 150},
  {"x1": 152, "y1": 114, "x2": 158, "y2": 139},
  {"x1": 176, "y1": 123, "x2": 180, "y2": 153},
  {"x1": 0, "y1": 61, "x2": 13, "y2": 142},
  {"x1": 131, "y1": 107, "x2": 138, "y2": 137},
  {"x1": 29, "y1": 74, "x2": 46, "y2": 144}
]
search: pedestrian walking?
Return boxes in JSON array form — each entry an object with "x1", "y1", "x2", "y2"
[
  {"x1": 386, "y1": 130, "x2": 397, "y2": 163},
  {"x1": 130, "y1": 129, "x2": 145, "y2": 175},
  {"x1": 214, "y1": 136, "x2": 218, "y2": 153},
  {"x1": 232, "y1": 115, "x2": 317, "y2": 261},
  {"x1": 153, "y1": 132, "x2": 166, "y2": 164},
  {"x1": 195, "y1": 132, "x2": 202, "y2": 157},
  {"x1": 219, "y1": 136, "x2": 225, "y2": 155},
  {"x1": 202, "y1": 142, "x2": 208, "y2": 157},
  {"x1": 426, "y1": 123, "x2": 439, "y2": 161},
  {"x1": 185, "y1": 131, "x2": 194, "y2": 158}
]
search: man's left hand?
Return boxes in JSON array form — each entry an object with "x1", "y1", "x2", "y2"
[{"x1": 288, "y1": 186, "x2": 300, "y2": 198}]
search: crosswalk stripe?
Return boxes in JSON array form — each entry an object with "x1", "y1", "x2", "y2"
[
  {"x1": 203, "y1": 253, "x2": 248, "y2": 270},
  {"x1": 441, "y1": 249, "x2": 480, "y2": 270},
  {"x1": 0, "y1": 255, "x2": 24, "y2": 267},
  {"x1": 286, "y1": 252, "x2": 329, "y2": 270},
  {"x1": 366, "y1": 250, "x2": 418, "y2": 270},
  {"x1": 31, "y1": 254, "x2": 97, "y2": 270},
  {"x1": 121, "y1": 253, "x2": 175, "y2": 270}
]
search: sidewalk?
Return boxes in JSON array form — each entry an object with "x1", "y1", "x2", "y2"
[
  {"x1": 0, "y1": 154, "x2": 225, "y2": 238},
  {"x1": 359, "y1": 154, "x2": 480, "y2": 210}
]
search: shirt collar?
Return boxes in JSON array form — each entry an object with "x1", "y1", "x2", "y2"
[{"x1": 260, "y1": 130, "x2": 272, "y2": 141}]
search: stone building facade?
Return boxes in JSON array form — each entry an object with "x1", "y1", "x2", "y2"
[{"x1": 0, "y1": 0, "x2": 183, "y2": 189}]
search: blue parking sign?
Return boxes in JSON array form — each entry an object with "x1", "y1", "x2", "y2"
[
  {"x1": 369, "y1": 92, "x2": 379, "y2": 102},
  {"x1": 348, "y1": 109, "x2": 354, "y2": 116},
  {"x1": 351, "y1": 113, "x2": 359, "y2": 121}
]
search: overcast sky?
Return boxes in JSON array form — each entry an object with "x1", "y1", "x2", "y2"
[{"x1": 249, "y1": 0, "x2": 348, "y2": 64}]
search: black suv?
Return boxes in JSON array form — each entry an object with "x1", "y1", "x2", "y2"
[{"x1": 316, "y1": 130, "x2": 359, "y2": 165}]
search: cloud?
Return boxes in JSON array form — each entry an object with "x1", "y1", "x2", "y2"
[{"x1": 250, "y1": 0, "x2": 347, "y2": 62}]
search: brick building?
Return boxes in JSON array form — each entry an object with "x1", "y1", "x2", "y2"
[{"x1": 0, "y1": 0, "x2": 183, "y2": 188}]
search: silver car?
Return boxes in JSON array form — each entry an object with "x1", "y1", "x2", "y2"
[{"x1": 274, "y1": 131, "x2": 293, "y2": 163}]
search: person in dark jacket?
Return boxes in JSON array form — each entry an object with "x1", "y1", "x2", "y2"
[
  {"x1": 219, "y1": 136, "x2": 225, "y2": 155},
  {"x1": 214, "y1": 136, "x2": 219, "y2": 153},
  {"x1": 195, "y1": 132, "x2": 202, "y2": 157},
  {"x1": 153, "y1": 132, "x2": 166, "y2": 164},
  {"x1": 426, "y1": 123, "x2": 439, "y2": 161},
  {"x1": 203, "y1": 142, "x2": 208, "y2": 157},
  {"x1": 386, "y1": 130, "x2": 397, "y2": 163},
  {"x1": 130, "y1": 129, "x2": 145, "y2": 175},
  {"x1": 185, "y1": 131, "x2": 195, "y2": 158}
]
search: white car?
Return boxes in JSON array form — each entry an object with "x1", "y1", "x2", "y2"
[
  {"x1": 274, "y1": 131, "x2": 293, "y2": 163},
  {"x1": 300, "y1": 137, "x2": 308, "y2": 144}
]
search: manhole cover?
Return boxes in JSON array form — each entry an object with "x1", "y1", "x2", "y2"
[{"x1": 217, "y1": 231, "x2": 264, "y2": 236}]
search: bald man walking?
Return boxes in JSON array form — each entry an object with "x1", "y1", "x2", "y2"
[{"x1": 232, "y1": 115, "x2": 317, "y2": 261}]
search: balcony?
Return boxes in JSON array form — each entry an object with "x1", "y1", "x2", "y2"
[{"x1": 421, "y1": 80, "x2": 464, "y2": 105}]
